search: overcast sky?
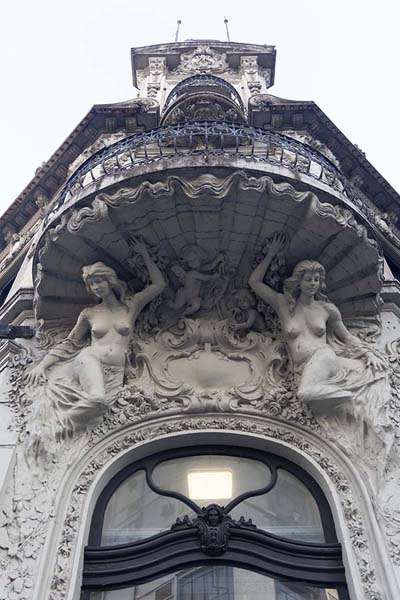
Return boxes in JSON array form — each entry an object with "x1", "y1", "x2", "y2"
[{"x1": 1, "y1": 0, "x2": 399, "y2": 216}]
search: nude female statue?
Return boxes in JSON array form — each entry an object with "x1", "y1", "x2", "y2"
[
  {"x1": 249, "y1": 233, "x2": 385, "y2": 411},
  {"x1": 26, "y1": 238, "x2": 165, "y2": 438}
]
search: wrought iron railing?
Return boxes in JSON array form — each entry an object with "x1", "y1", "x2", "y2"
[
  {"x1": 163, "y1": 74, "x2": 245, "y2": 113},
  {"x1": 45, "y1": 122, "x2": 354, "y2": 224}
]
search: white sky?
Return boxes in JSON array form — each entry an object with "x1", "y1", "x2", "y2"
[{"x1": 1, "y1": 0, "x2": 399, "y2": 216}]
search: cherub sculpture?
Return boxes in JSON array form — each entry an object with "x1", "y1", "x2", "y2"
[
  {"x1": 229, "y1": 289, "x2": 265, "y2": 333},
  {"x1": 168, "y1": 244, "x2": 225, "y2": 316}
]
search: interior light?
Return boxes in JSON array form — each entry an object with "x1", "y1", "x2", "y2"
[{"x1": 187, "y1": 470, "x2": 232, "y2": 500}]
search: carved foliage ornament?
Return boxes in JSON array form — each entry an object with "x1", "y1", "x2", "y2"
[{"x1": 175, "y1": 46, "x2": 230, "y2": 75}]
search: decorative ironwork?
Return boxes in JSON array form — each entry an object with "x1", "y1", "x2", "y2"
[
  {"x1": 45, "y1": 122, "x2": 354, "y2": 226},
  {"x1": 163, "y1": 74, "x2": 245, "y2": 112}
]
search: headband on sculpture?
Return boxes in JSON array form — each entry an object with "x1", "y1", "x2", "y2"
[{"x1": 82, "y1": 262, "x2": 118, "y2": 282}]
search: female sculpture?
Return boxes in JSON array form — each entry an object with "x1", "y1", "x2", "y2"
[
  {"x1": 249, "y1": 233, "x2": 385, "y2": 412},
  {"x1": 26, "y1": 238, "x2": 165, "y2": 439}
]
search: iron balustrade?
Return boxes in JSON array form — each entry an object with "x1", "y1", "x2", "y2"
[
  {"x1": 45, "y1": 122, "x2": 355, "y2": 225},
  {"x1": 163, "y1": 74, "x2": 245, "y2": 113}
]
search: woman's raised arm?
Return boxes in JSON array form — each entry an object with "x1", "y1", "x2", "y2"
[
  {"x1": 248, "y1": 233, "x2": 287, "y2": 312},
  {"x1": 128, "y1": 238, "x2": 166, "y2": 317}
]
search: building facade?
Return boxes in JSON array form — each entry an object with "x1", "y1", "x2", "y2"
[{"x1": 1, "y1": 40, "x2": 400, "y2": 600}]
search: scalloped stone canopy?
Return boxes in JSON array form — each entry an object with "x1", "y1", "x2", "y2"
[{"x1": 34, "y1": 170, "x2": 382, "y2": 328}]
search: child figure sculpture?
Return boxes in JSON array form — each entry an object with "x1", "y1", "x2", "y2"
[
  {"x1": 229, "y1": 289, "x2": 265, "y2": 333},
  {"x1": 168, "y1": 244, "x2": 225, "y2": 316}
]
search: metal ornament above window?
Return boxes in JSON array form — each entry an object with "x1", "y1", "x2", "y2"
[
  {"x1": 82, "y1": 447, "x2": 346, "y2": 591},
  {"x1": 172, "y1": 504, "x2": 256, "y2": 556}
]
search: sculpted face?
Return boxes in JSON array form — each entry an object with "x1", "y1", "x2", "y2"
[
  {"x1": 300, "y1": 271, "x2": 321, "y2": 296},
  {"x1": 186, "y1": 253, "x2": 202, "y2": 269},
  {"x1": 237, "y1": 296, "x2": 251, "y2": 310},
  {"x1": 89, "y1": 275, "x2": 111, "y2": 299},
  {"x1": 208, "y1": 508, "x2": 220, "y2": 526}
]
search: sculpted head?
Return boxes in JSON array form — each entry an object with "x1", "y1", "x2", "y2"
[
  {"x1": 234, "y1": 289, "x2": 256, "y2": 310},
  {"x1": 283, "y1": 260, "x2": 328, "y2": 310},
  {"x1": 181, "y1": 244, "x2": 208, "y2": 270},
  {"x1": 82, "y1": 262, "x2": 128, "y2": 303},
  {"x1": 205, "y1": 504, "x2": 223, "y2": 527}
]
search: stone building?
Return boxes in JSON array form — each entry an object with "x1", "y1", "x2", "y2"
[{"x1": 1, "y1": 40, "x2": 400, "y2": 600}]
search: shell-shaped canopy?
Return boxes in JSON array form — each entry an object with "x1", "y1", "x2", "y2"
[{"x1": 34, "y1": 169, "x2": 382, "y2": 332}]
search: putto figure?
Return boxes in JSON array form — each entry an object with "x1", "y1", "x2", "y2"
[
  {"x1": 229, "y1": 288, "x2": 265, "y2": 333},
  {"x1": 249, "y1": 232, "x2": 386, "y2": 412},
  {"x1": 26, "y1": 238, "x2": 165, "y2": 443},
  {"x1": 168, "y1": 244, "x2": 225, "y2": 316}
]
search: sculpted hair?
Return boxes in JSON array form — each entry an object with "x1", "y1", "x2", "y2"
[
  {"x1": 82, "y1": 262, "x2": 128, "y2": 305},
  {"x1": 283, "y1": 260, "x2": 328, "y2": 313}
]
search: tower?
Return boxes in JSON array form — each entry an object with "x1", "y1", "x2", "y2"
[{"x1": 1, "y1": 39, "x2": 400, "y2": 599}]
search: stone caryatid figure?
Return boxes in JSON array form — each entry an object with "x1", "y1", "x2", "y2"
[
  {"x1": 248, "y1": 233, "x2": 386, "y2": 413},
  {"x1": 26, "y1": 238, "x2": 165, "y2": 443}
]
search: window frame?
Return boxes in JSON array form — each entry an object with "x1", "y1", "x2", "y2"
[{"x1": 82, "y1": 445, "x2": 348, "y2": 598}]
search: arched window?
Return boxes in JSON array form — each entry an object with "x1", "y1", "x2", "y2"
[{"x1": 81, "y1": 446, "x2": 349, "y2": 600}]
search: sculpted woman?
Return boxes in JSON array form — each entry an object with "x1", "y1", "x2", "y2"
[
  {"x1": 26, "y1": 238, "x2": 165, "y2": 442},
  {"x1": 249, "y1": 233, "x2": 386, "y2": 413}
]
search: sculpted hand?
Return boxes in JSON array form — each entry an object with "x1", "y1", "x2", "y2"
[
  {"x1": 128, "y1": 235, "x2": 149, "y2": 259},
  {"x1": 266, "y1": 232, "x2": 288, "y2": 257},
  {"x1": 365, "y1": 351, "x2": 386, "y2": 373},
  {"x1": 25, "y1": 362, "x2": 47, "y2": 387}
]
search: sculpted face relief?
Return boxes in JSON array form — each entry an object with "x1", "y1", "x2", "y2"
[{"x1": 300, "y1": 271, "x2": 321, "y2": 296}]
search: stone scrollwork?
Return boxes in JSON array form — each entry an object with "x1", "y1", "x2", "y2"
[
  {"x1": 163, "y1": 97, "x2": 243, "y2": 125},
  {"x1": 174, "y1": 45, "x2": 231, "y2": 75}
]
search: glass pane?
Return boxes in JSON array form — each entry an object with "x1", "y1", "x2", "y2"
[
  {"x1": 83, "y1": 567, "x2": 341, "y2": 599},
  {"x1": 230, "y1": 469, "x2": 325, "y2": 542},
  {"x1": 152, "y1": 455, "x2": 270, "y2": 505},
  {"x1": 102, "y1": 470, "x2": 194, "y2": 545}
]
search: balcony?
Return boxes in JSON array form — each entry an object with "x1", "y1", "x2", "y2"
[
  {"x1": 163, "y1": 75, "x2": 246, "y2": 113},
  {"x1": 45, "y1": 121, "x2": 356, "y2": 226}
]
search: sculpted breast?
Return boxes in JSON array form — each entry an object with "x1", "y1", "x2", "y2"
[
  {"x1": 114, "y1": 322, "x2": 131, "y2": 336},
  {"x1": 92, "y1": 325, "x2": 108, "y2": 339},
  {"x1": 285, "y1": 325, "x2": 302, "y2": 339}
]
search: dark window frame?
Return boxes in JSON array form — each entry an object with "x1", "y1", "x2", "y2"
[{"x1": 82, "y1": 445, "x2": 348, "y2": 598}]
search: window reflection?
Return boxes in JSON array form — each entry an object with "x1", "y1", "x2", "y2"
[
  {"x1": 230, "y1": 469, "x2": 325, "y2": 542},
  {"x1": 102, "y1": 470, "x2": 193, "y2": 545},
  {"x1": 152, "y1": 455, "x2": 270, "y2": 504},
  {"x1": 84, "y1": 567, "x2": 340, "y2": 600}
]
